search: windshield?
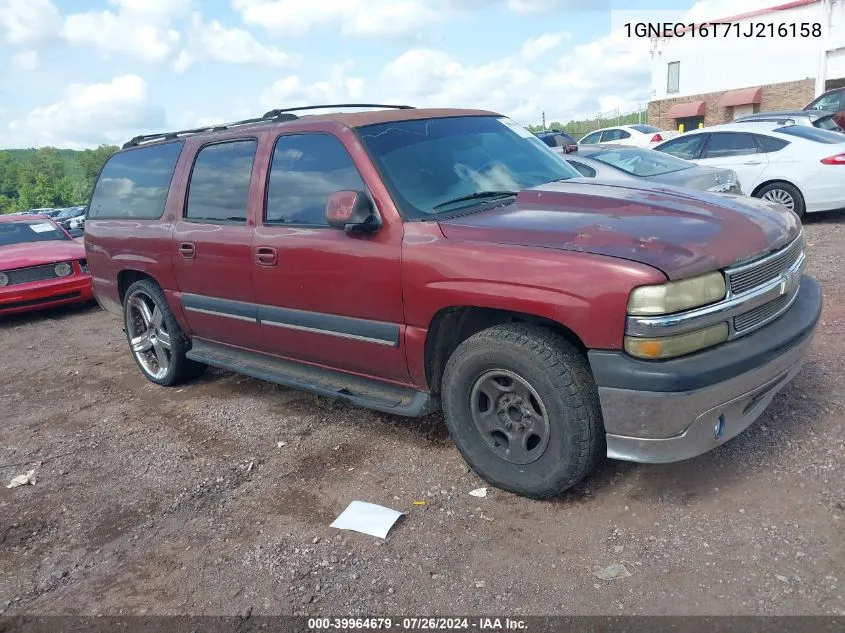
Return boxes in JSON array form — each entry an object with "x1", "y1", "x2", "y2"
[
  {"x1": 0, "y1": 220, "x2": 70, "y2": 246},
  {"x1": 813, "y1": 115, "x2": 842, "y2": 131},
  {"x1": 588, "y1": 147, "x2": 692, "y2": 176},
  {"x1": 773, "y1": 125, "x2": 845, "y2": 143},
  {"x1": 357, "y1": 116, "x2": 581, "y2": 217}
]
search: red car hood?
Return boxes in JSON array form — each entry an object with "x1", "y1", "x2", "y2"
[
  {"x1": 0, "y1": 240, "x2": 85, "y2": 271},
  {"x1": 437, "y1": 180, "x2": 801, "y2": 280}
]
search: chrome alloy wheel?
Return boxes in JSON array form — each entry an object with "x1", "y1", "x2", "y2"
[
  {"x1": 761, "y1": 188, "x2": 795, "y2": 211},
  {"x1": 126, "y1": 292, "x2": 172, "y2": 380}
]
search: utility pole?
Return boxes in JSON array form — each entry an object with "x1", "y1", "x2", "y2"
[{"x1": 542, "y1": 111, "x2": 546, "y2": 129}]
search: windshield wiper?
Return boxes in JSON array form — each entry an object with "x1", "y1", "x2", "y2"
[{"x1": 432, "y1": 190, "x2": 518, "y2": 211}]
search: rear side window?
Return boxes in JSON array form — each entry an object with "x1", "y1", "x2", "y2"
[
  {"x1": 265, "y1": 134, "x2": 366, "y2": 226},
  {"x1": 88, "y1": 142, "x2": 183, "y2": 219},
  {"x1": 756, "y1": 135, "x2": 790, "y2": 153},
  {"x1": 703, "y1": 133, "x2": 759, "y2": 158},
  {"x1": 773, "y1": 125, "x2": 845, "y2": 144},
  {"x1": 567, "y1": 160, "x2": 597, "y2": 177},
  {"x1": 655, "y1": 135, "x2": 705, "y2": 160},
  {"x1": 600, "y1": 129, "x2": 631, "y2": 141},
  {"x1": 186, "y1": 140, "x2": 257, "y2": 223}
]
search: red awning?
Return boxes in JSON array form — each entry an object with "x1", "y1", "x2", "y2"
[
  {"x1": 667, "y1": 101, "x2": 706, "y2": 119},
  {"x1": 719, "y1": 87, "x2": 763, "y2": 107}
]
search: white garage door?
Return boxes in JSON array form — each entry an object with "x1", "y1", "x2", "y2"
[
  {"x1": 733, "y1": 104, "x2": 755, "y2": 119},
  {"x1": 828, "y1": 48, "x2": 845, "y2": 81}
]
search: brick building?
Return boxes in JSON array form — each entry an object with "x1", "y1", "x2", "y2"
[{"x1": 647, "y1": 0, "x2": 845, "y2": 130}]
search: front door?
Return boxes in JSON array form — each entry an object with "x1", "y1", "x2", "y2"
[
  {"x1": 251, "y1": 132, "x2": 409, "y2": 382},
  {"x1": 695, "y1": 132, "x2": 769, "y2": 193},
  {"x1": 172, "y1": 139, "x2": 263, "y2": 350}
]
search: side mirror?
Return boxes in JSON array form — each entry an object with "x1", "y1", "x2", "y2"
[{"x1": 326, "y1": 190, "x2": 380, "y2": 233}]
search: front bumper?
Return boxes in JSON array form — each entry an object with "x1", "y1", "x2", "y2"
[
  {"x1": 0, "y1": 275, "x2": 94, "y2": 315},
  {"x1": 588, "y1": 275, "x2": 822, "y2": 464}
]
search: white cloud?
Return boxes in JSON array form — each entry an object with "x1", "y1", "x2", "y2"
[
  {"x1": 11, "y1": 49, "x2": 38, "y2": 71},
  {"x1": 61, "y1": 0, "x2": 189, "y2": 62},
  {"x1": 0, "y1": 0, "x2": 62, "y2": 45},
  {"x1": 521, "y1": 32, "x2": 569, "y2": 61},
  {"x1": 233, "y1": 0, "x2": 447, "y2": 37},
  {"x1": 259, "y1": 63, "x2": 365, "y2": 112},
  {"x1": 173, "y1": 12, "x2": 299, "y2": 73},
  {"x1": 6, "y1": 75, "x2": 165, "y2": 149}
]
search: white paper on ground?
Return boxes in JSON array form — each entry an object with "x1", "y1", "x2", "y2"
[
  {"x1": 469, "y1": 487, "x2": 487, "y2": 498},
  {"x1": 7, "y1": 469, "x2": 37, "y2": 488},
  {"x1": 330, "y1": 501, "x2": 405, "y2": 539}
]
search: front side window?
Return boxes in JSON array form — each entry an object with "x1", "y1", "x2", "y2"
[
  {"x1": 703, "y1": 133, "x2": 759, "y2": 158},
  {"x1": 89, "y1": 142, "x2": 184, "y2": 219},
  {"x1": 266, "y1": 134, "x2": 366, "y2": 226},
  {"x1": 808, "y1": 92, "x2": 843, "y2": 112},
  {"x1": 186, "y1": 140, "x2": 257, "y2": 223},
  {"x1": 655, "y1": 135, "x2": 705, "y2": 160},
  {"x1": 667, "y1": 61, "x2": 680, "y2": 94},
  {"x1": 0, "y1": 220, "x2": 70, "y2": 246},
  {"x1": 579, "y1": 131, "x2": 602, "y2": 144},
  {"x1": 357, "y1": 116, "x2": 581, "y2": 218},
  {"x1": 589, "y1": 148, "x2": 692, "y2": 176}
]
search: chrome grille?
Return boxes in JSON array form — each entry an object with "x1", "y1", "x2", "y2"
[
  {"x1": 6, "y1": 264, "x2": 60, "y2": 285},
  {"x1": 734, "y1": 294, "x2": 790, "y2": 333},
  {"x1": 728, "y1": 235, "x2": 803, "y2": 296}
]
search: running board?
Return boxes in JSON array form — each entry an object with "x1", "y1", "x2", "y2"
[{"x1": 186, "y1": 339, "x2": 439, "y2": 417}]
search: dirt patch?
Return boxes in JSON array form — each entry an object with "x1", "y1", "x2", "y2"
[{"x1": 1, "y1": 213, "x2": 844, "y2": 616}]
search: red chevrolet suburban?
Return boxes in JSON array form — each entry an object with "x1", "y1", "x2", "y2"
[{"x1": 85, "y1": 105, "x2": 821, "y2": 498}]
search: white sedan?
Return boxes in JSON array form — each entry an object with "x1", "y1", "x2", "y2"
[
  {"x1": 578, "y1": 124, "x2": 679, "y2": 148},
  {"x1": 653, "y1": 122, "x2": 845, "y2": 218}
]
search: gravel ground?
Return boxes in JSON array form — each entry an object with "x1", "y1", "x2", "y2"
[{"x1": 1, "y1": 213, "x2": 844, "y2": 617}]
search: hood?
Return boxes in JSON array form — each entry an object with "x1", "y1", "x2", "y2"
[
  {"x1": 0, "y1": 240, "x2": 85, "y2": 271},
  {"x1": 437, "y1": 180, "x2": 800, "y2": 280}
]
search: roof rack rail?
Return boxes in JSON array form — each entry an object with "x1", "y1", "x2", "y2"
[
  {"x1": 121, "y1": 111, "x2": 298, "y2": 149},
  {"x1": 261, "y1": 103, "x2": 415, "y2": 118},
  {"x1": 122, "y1": 103, "x2": 414, "y2": 149}
]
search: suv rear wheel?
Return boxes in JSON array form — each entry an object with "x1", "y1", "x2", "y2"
[
  {"x1": 123, "y1": 279, "x2": 205, "y2": 386},
  {"x1": 441, "y1": 323, "x2": 604, "y2": 498}
]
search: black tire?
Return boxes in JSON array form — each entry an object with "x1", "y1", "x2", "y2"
[
  {"x1": 441, "y1": 323, "x2": 604, "y2": 499},
  {"x1": 754, "y1": 181, "x2": 805, "y2": 219},
  {"x1": 123, "y1": 279, "x2": 205, "y2": 386}
]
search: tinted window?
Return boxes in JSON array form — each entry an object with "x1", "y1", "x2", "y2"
[
  {"x1": 567, "y1": 160, "x2": 597, "y2": 177},
  {"x1": 655, "y1": 135, "x2": 705, "y2": 160},
  {"x1": 357, "y1": 116, "x2": 581, "y2": 218},
  {"x1": 539, "y1": 135, "x2": 557, "y2": 147},
  {"x1": 0, "y1": 220, "x2": 70, "y2": 246},
  {"x1": 540, "y1": 133, "x2": 576, "y2": 148},
  {"x1": 266, "y1": 134, "x2": 366, "y2": 225},
  {"x1": 591, "y1": 148, "x2": 692, "y2": 176},
  {"x1": 703, "y1": 133, "x2": 759, "y2": 158},
  {"x1": 667, "y1": 61, "x2": 680, "y2": 93},
  {"x1": 186, "y1": 140, "x2": 257, "y2": 223},
  {"x1": 601, "y1": 129, "x2": 631, "y2": 141},
  {"x1": 580, "y1": 131, "x2": 601, "y2": 144},
  {"x1": 808, "y1": 92, "x2": 842, "y2": 112},
  {"x1": 773, "y1": 125, "x2": 845, "y2": 144},
  {"x1": 631, "y1": 124, "x2": 661, "y2": 134},
  {"x1": 814, "y1": 115, "x2": 842, "y2": 131},
  {"x1": 756, "y1": 135, "x2": 790, "y2": 153},
  {"x1": 89, "y1": 142, "x2": 183, "y2": 219}
]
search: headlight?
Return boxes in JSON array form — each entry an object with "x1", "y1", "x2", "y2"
[
  {"x1": 0, "y1": 272, "x2": 8, "y2": 287},
  {"x1": 624, "y1": 322, "x2": 729, "y2": 359},
  {"x1": 54, "y1": 262, "x2": 73, "y2": 277},
  {"x1": 627, "y1": 271, "x2": 726, "y2": 316}
]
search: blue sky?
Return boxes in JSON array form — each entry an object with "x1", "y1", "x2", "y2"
[{"x1": 0, "y1": 0, "x2": 744, "y2": 148}]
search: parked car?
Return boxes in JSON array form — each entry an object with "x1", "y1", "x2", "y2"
[
  {"x1": 535, "y1": 130, "x2": 578, "y2": 153},
  {"x1": 653, "y1": 122, "x2": 845, "y2": 218},
  {"x1": 86, "y1": 104, "x2": 820, "y2": 499},
  {"x1": 563, "y1": 145, "x2": 743, "y2": 195},
  {"x1": 734, "y1": 110, "x2": 843, "y2": 132},
  {"x1": 578, "y1": 124, "x2": 678, "y2": 148},
  {"x1": 804, "y1": 87, "x2": 845, "y2": 130},
  {"x1": 54, "y1": 206, "x2": 87, "y2": 232},
  {"x1": 0, "y1": 214, "x2": 93, "y2": 315}
]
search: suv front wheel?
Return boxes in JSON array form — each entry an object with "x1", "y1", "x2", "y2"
[
  {"x1": 441, "y1": 323, "x2": 604, "y2": 498},
  {"x1": 123, "y1": 279, "x2": 205, "y2": 386}
]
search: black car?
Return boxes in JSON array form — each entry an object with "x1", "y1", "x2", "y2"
[{"x1": 534, "y1": 130, "x2": 578, "y2": 153}]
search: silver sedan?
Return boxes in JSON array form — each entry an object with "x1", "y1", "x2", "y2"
[{"x1": 561, "y1": 145, "x2": 743, "y2": 195}]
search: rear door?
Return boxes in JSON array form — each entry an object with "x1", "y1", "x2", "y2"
[
  {"x1": 695, "y1": 132, "x2": 769, "y2": 193},
  {"x1": 172, "y1": 138, "x2": 263, "y2": 349},
  {"x1": 251, "y1": 132, "x2": 408, "y2": 382}
]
